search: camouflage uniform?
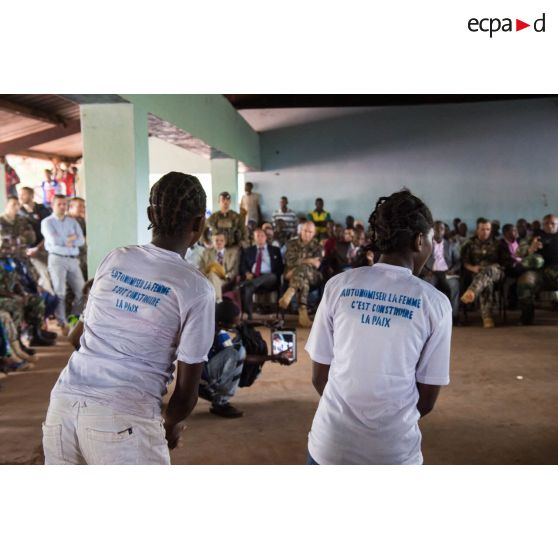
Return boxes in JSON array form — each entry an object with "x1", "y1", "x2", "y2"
[
  {"x1": 516, "y1": 231, "x2": 558, "y2": 316},
  {"x1": 285, "y1": 237, "x2": 323, "y2": 306},
  {"x1": 0, "y1": 215, "x2": 36, "y2": 259},
  {"x1": 206, "y1": 210, "x2": 246, "y2": 248},
  {"x1": 0, "y1": 258, "x2": 45, "y2": 328},
  {"x1": 461, "y1": 237, "x2": 504, "y2": 319}
]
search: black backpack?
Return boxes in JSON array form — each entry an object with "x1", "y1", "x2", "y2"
[{"x1": 237, "y1": 323, "x2": 268, "y2": 387}]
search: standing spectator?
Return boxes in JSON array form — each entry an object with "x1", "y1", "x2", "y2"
[
  {"x1": 272, "y1": 196, "x2": 298, "y2": 239},
  {"x1": 460, "y1": 218, "x2": 504, "y2": 328},
  {"x1": 18, "y1": 186, "x2": 54, "y2": 293},
  {"x1": 41, "y1": 169, "x2": 60, "y2": 207},
  {"x1": 308, "y1": 198, "x2": 331, "y2": 239},
  {"x1": 239, "y1": 228, "x2": 283, "y2": 319},
  {"x1": 1, "y1": 157, "x2": 20, "y2": 198},
  {"x1": 421, "y1": 221, "x2": 461, "y2": 325},
  {"x1": 239, "y1": 182, "x2": 261, "y2": 227},
  {"x1": 206, "y1": 191, "x2": 246, "y2": 248},
  {"x1": 279, "y1": 221, "x2": 323, "y2": 327},
  {"x1": 200, "y1": 232, "x2": 239, "y2": 302},
  {"x1": 68, "y1": 197, "x2": 87, "y2": 279},
  {"x1": 41, "y1": 195, "x2": 85, "y2": 331}
]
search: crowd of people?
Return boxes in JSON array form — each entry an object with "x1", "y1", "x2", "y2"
[
  {"x1": 0, "y1": 175, "x2": 88, "y2": 375},
  {"x1": 190, "y1": 183, "x2": 558, "y2": 332}
]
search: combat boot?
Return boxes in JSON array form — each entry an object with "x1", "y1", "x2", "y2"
[{"x1": 278, "y1": 287, "x2": 296, "y2": 310}]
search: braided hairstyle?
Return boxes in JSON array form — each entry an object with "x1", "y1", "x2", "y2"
[
  {"x1": 148, "y1": 172, "x2": 206, "y2": 236},
  {"x1": 368, "y1": 189, "x2": 433, "y2": 253}
]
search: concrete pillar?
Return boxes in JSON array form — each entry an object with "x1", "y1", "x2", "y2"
[
  {"x1": 210, "y1": 158, "x2": 238, "y2": 211},
  {"x1": 0, "y1": 160, "x2": 6, "y2": 213},
  {"x1": 80, "y1": 103, "x2": 149, "y2": 276}
]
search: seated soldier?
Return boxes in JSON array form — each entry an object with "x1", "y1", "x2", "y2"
[
  {"x1": 198, "y1": 299, "x2": 291, "y2": 418},
  {"x1": 200, "y1": 232, "x2": 239, "y2": 302},
  {"x1": 460, "y1": 218, "x2": 504, "y2": 328},
  {"x1": 421, "y1": 221, "x2": 461, "y2": 325},
  {"x1": 278, "y1": 221, "x2": 323, "y2": 327},
  {"x1": 0, "y1": 240, "x2": 54, "y2": 346},
  {"x1": 239, "y1": 228, "x2": 283, "y2": 319},
  {"x1": 516, "y1": 214, "x2": 558, "y2": 325}
]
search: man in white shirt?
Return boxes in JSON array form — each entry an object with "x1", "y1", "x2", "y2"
[
  {"x1": 41, "y1": 195, "x2": 85, "y2": 329},
  {"x1": 306, "y1": 190, "x2": 452, "y2": 465},
  {"x1": 239, "y1": 182, "x2": 261, "y2": 226},
  {"x1": 42, "y1": 172, "x2": 215, "y2": 465}
]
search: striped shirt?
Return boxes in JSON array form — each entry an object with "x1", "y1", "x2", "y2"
[{"x1": 272, "y1": 209, "x2": 298, "y2": 237}]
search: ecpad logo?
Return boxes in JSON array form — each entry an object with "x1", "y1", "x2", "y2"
[{"x1": 468, "y1": 13, "x2": 546, "y2": 37}]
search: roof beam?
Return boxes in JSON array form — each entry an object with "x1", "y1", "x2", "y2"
[
  {"x1": 0, "y1": 119, "x2": 81, "y2": 156},
  {"x1": 13, "y1": 149, "x2": 80, "y2": 163},
  {"x1": 0, "y1": 97, "x2": 68, "y2": 127}
]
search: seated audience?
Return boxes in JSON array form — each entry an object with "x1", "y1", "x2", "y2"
[
  {"x1": 308, "y1": 198, "x2": 331, "y2": 239},
  {"x1": 460, "y1": 218, "x2": 504, "y2": 328},
  {"x1": 421, "y1": 221, "x2": 461, "y2": 324},
  {"x1": 452, "y1": 221, "x2": 469, "y2": 249},
  {"x1": 516, "y1": 214, "x2": 558, "y2": 325},
  {"x1": 345, "y1": 215, "x2": 355, "y2": 230},
  {"x1": 200, "y1": 232, "x2": 239, "y2": 302},
  {"x1": 0, "y1": 240, "x2": 54, "y2": 346},
  {"x1": 325, "y1": 227, "x2": 355, "y2": 276},
  {"x1": 279, "y1": 221, "x2": 323, "y2": 327},
  {"x1": 239, "y1": 228, "x2": 283, "y2": 319},
  {"x1": 272, "y1": 196, "x2": 298, "y2": 239}
]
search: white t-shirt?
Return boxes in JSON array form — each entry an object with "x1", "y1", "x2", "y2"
[
  {"x1": 52, "y1": 243, "x2": 215, "y2": 417},
  {"x1": 305, "y1": 263, "x2": 452, "y2": 465}
]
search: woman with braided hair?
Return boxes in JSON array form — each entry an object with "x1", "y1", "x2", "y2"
[
  {"x1": 42, "y1": 172, "x2": 215, "y2": 464},
  {"x1": 305, "y1": 189, "x2": 452, "y2": 465}
]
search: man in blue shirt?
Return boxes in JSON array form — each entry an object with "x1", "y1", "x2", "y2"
[{"x1": 41, "y1": 195, "x2": 85, "y2": 329}]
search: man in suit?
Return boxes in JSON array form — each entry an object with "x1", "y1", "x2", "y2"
[
  {"x1": 200, "y1": 232, "x2": 240, "y2": 302},
  {"x1": 239, "y1": 228, "x2": 284, "y2": 319},
  {"x1": 421, "y1": 221, "x2": 461, "y2": 324}
]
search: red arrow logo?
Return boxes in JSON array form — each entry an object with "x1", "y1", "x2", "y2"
[{"x1": 516, "y1": 19, "x2": 530, "y2": 31}]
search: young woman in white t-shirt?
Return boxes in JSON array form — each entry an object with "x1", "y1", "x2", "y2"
[
  {"x1": 306, "y1": 190, "x2": 452, "y2": 465},
  {"x1": 42, "y1": 172, "x2": 215, "y2": 464}
]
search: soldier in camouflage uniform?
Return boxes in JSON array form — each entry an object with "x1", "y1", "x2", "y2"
[
  {"x1": 206, "y1": 191, "x2": 246, "y2": 248},
  {"x1": 516, "y1": 214, "x2": 558, "y2": 325},
  {"x1": 0, "y1": 241, "x2": 53, "y2": 346},
  {"x1": 460, "y1": 218, "x2": 504, "y2": 328},
  {"x1": 279, "y1": 221, "x2": 323, "y2": 327},
  {"x1": 0, "y1": 196, "x2": 36, "y2": 259}
]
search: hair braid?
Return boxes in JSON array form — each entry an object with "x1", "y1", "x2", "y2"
[
  {"x1": 148, "y1": 172, "x2": 206, "y2": 236},
  {"x1": 368, "y1": 189, "x2": 433, "y2": 253}
]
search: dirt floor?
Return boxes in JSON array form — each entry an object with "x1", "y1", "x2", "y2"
[{"x1": 1, "y1": 310, "x2": 557, "y2": 465}]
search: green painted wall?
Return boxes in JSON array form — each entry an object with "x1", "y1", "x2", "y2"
[
  {"x1": 122, "y1": 95, "x2": 261, "y2": 171},
  {"x1": 211, "y1": 159, "x2": 238, "y2": 209},
  {"x1": 80, "y1": 103, "x2": 149, "y2": 276}
]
